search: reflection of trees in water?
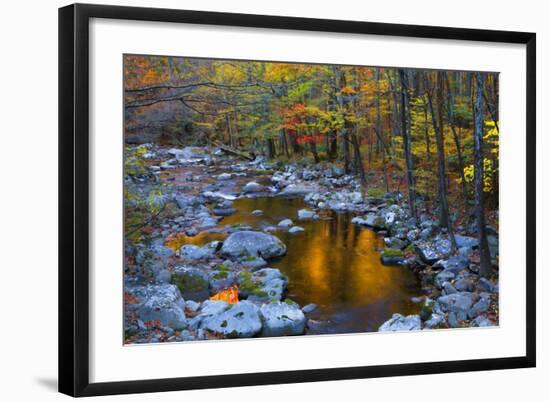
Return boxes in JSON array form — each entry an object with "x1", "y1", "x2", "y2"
[{"x1": 197, "y1": 195, "x2": 421, "y2": 333}]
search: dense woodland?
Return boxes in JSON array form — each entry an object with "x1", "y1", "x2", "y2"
[{"x1": 124, "y1": 55, "x2": 499, "y2": 277}]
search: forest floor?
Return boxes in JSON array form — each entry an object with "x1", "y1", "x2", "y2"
[{"x1": 123, "y1": 144, "x2": 499, "y2": 344}]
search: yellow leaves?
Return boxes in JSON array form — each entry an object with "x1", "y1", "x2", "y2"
[
  {"x1": 164, "y1": 233, "x2": 191, "y2": 250},
  {"x1": 460, "y1": 158, "x2": 496, "y2": 193},
  {"x1": 340, "y1": 86, "x2": 356, "y2": 95},
  {"x1": 216, "y1": 63, "x2": 246, "y2": 83},
  {"x1": 209, "y1": 285, "x2": 239, "y2": 304}
]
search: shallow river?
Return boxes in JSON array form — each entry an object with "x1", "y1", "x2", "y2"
[{"x1": 190, "y1": 195, "x2": 423, "y2": 335}]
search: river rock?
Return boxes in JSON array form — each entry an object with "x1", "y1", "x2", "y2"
[
  {"x1": 179, "y1": 242, "x2": 218, "y2": 261},
  {"x1": 251, "y1": 209, "x2": 263, "y2": 216},
  {"x1": 176, "y1": 195, "x2": 205, "y2": 209},
  {"x1": 378, "y1": 313, "x2": 421, "y2": 332},
  {"x1": 476, "y1": 277, "x2": 496, "y2": 293},
  {"x1": 155, "y1": 269, "x2": 172, "y2": 284},
  {"x1": 424, "y1": 313, "x2": 445, "y2": 329},
  {"x1": 278, "y1": 218, "x2": 294, "y2": 228},
  {"x1": 454, "y1": 277, "x2": 475, "y2": 292},
  {"x1": 168, "y1": 146, "x2": 209, "y2": 163},
  {"x1": 444, "y1": 255, "x2": 470, "y2": 274},
  {"x1": 455, "y1": 235, "x2": 479, "y2": 248},
  {"x1": 434, "y1": 238, "x2": 452, "y2": 256},
  {"x1": 384, "y1": 237, "x2": 407, "y2": 250},
  {"x1": 238, "y1": 268, "x2": 288, "y2": 302},
  {"x1": 352, "y1": 214, "x2": 385, "y2": 229},
  {"x1": 253, "y1": 268, "x2": 286, "y2": 284},
  {"x1": 216, "y1": 173, "x2": 232, "y2": 180},
  {"x1": 288, "y1": 226, "x2": 305, "y2": 233},
  {"x1": 434, "y1": 270, "x2": 456, "y2": 289},
  {"x1": 470, "y1": 315, "x2": 495, "y2": 327},
  {"x1": 208, "y1": 270, "x2": 237, "y2": 293},
  {"x1": 243, "y1": 181, "x2": 264, "y2": 193},
  {"x1": 415, "y1": 242, "x2": 440, "y2": 265},
  {"x1": 468, "y1": 297, "x2": 490, "y2": 319},
  {"x1": 298, "y1": 209, "x2": 319, "y2": 220},
  {"x1": 172, "y1": 266, "x2": 210, "y2": 301},
  {"x1": 385, "y1": 212, "x2": 396, "y2": 225},
  {"x1": 239, "y1": 256, "x2": 267, "y2": 270},
  {"x1": 260, "y1": 302, "x2": 307, "y2": 337},
  {"x1": 302, "y1": 303, "x2": 318, "y2": 314},
  {"x1": 150, "y1": 243, "x2": 175, "y2": 260},
  {"x1": 248, "y1": 278, "x2": 287, "y2": 302},
  {"x1": 137, "y1": 284, "x2": 187, "y2": 330},
  {"x1": 212, "y1": 207, "x2": 236, "y2": 216},
  {"x1": 279, "y1": 183, "x2": 320, "y2": 196},
  {"x1": 437, "y1": 292, "x2": 476, "y2": 320},
  {"x1": 221, "y1": 231, "x2": 287, "y2": 259},
  {"x1": 202, "y1": 301, "x2": 262, "y2": 338},
  {"x1": 184, "y1": 300, "x2": 200, "y2": 313}
]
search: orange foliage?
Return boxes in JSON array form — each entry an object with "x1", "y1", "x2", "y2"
[{"x1": 209, "y1": 285, "x2": 239, "y2": 304}]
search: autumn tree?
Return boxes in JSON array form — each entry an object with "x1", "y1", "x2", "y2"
[{"x1": 473, "y1": 72, "x2": 492, "y2": 277}]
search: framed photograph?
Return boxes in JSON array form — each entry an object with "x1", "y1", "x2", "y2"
[{"x1": 59, "y1": 3, "x2": 536, "y2": 397}]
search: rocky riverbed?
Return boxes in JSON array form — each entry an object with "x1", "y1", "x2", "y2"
[{"x1": 124, "y1": 144, "x2": 499, "y2": 344}]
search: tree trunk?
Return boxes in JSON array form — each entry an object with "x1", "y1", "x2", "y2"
[
  {"x1": 328, "y1": 131, "x2": 338, "y2": 160},
  {"x1": 266, "y1": 138, "x2": 275, "y2": 159},
  {"x1": 399, "y1": 69, "x2": 417, "y2": 222},
  {"x1": 351, "y1": 132, "x2": 366, "y2": 185},
  {"x1": 425, "y1": 72, "x2": 457, "y2": 250},
  {"x1": 445, "y1": 75, "x2": 469, "y2": 214},
  {"x1": 309, "y1": 141, "x2": 320, "y2": 163},
  {"x1": 473, "y1": 72, "x2": 493, "y2": 277}
]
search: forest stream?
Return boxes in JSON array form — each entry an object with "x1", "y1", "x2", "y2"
[{"x1": 160, "y1": 165, "x2": 422, "y2": 335}]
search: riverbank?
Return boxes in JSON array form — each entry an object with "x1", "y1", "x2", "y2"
[{"x1": 124, "y1": 144, "x2": 499, "y2": 343}]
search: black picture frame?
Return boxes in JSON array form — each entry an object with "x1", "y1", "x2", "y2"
[{"x1": 59, "y1": 3, "x2": 536, "y2": 397}]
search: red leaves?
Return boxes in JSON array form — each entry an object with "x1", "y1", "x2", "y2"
[
  {"x1": 124, "y1": 292, "x2": 139, "y2": 305},
  {"x1": 296, "y1": 135, "x2": 324, "y2": 144}
]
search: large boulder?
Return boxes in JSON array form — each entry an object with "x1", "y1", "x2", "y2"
[
  {"x1": 378, "y1": 313, "x2": 421, "y2": 332},
  {"x1": 202, "y1": 301, "x2": 262, "y2": 338},
  {"x1": 179, "y1": 242, "x2": 219, "y2": 261},
  {"x1": 221, "y1": 231, "x2": 286, "y2": 259},
  {"x1": 260, "y1": 302, "x2": 307, "y2": 337},
  {"x1": 136, "y1": 284, "x2": 187, "y2": 330},
  {"x1": 238, "y1": 268, "x2": 288, "y2": 302},
  {"x1": 188, "y1": 300, "x2": 230, "y2": 330}
]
